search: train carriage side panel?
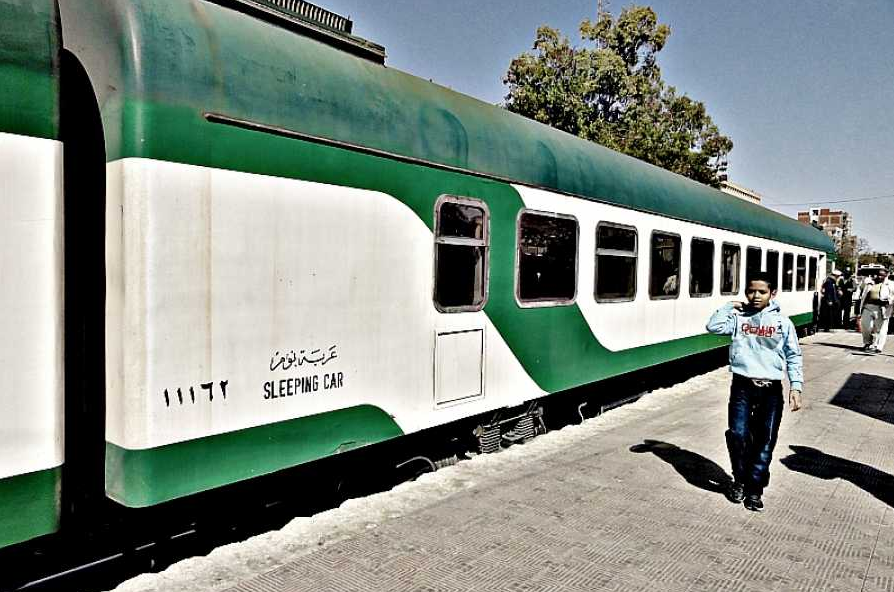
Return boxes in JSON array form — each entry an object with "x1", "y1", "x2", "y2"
[
  {"x1": 514, "y1": 185, "x2": 820, "y2": 358},
  {"x1": 101, "y1": 158, "x2": 548, "y2": 508},
  {"x1": 0, "y1": 0, "x2": 64, "y2": 548}
]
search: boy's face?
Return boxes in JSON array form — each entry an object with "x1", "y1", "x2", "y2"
[{"x1": 745, "y1": 280, "x2": 776, "y2": 311}]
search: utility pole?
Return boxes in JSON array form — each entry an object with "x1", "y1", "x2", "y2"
[{"x1": 597, "y1": 0, "x2": 610, "y2": 17}]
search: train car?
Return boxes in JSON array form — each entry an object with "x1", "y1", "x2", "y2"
[{"x1": 0, "y1": 0, "x2": 832, "y2": 566}]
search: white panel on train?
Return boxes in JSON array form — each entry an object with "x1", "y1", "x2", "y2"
[
  {"x1": 105, "y1": 159, "x2": 546, "y2": 451},
  {"x1": 434, "y1": 329, "x2": 484, "y2": 406},
  {"x1": 0, "y1": 132, "x2": 63, "y2": 479}
]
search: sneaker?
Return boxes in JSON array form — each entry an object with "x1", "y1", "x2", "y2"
[
  {"x1": 863, "y1": 344, "x2": 873, "y2": 351},
  {"x1": 726, "y1": 481, "x2": 745, "y2": 504},
  {"x1": 744, "y1": 494, "x2": 764, "y2": 512}
]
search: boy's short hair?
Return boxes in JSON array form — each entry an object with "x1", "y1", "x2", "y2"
[{"x1": 746, "y1": 271, "x2": 777, "y2": 291}]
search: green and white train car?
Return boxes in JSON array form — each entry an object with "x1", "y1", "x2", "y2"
[{"x1": 0, "y1": 0, "x2": 833, "y2": 556}]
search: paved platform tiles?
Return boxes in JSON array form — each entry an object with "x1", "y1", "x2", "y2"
[{"x1": 119, "y1": 330, "x2": 894, "y2": 592}]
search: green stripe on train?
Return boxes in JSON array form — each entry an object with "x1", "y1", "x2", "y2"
[
  {"x1": 790, "y1": 312, "x2": 813, "y2": 327},
  {"x1": 105, "y1": 405, "x2": 404, "y2": 507},
  {"x1": 0, "y1": 0, "x2": 59, "y2": 140},
  {"x1": 0, "y1": 467, "x2": 61, "y2": 548}
]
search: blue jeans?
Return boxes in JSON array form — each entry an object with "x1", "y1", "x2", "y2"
[{"x1": 726, "y1": 374, "x2": 784, "y2": 496}]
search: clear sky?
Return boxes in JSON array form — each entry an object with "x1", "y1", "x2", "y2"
[{"x1": 320, "y1": 0, "x2": 894, "y2": 252}]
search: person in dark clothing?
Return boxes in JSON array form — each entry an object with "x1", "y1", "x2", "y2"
[
  {"x1": 838, "y1": 272, "x2": 855, "y2": 329},
  {"x1": 811, "y1": 291, "x2": 820, "y2": 334},
  {"x1": 819, "y1": 273, "x2": 840, "y2": 331}
]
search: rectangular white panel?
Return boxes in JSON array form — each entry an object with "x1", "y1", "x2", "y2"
[
  {"x1": 0, "y1": 132, "x2": 64, "y2": 479},
  {"x1": 434, "y1": 329, "x2": 484, "y2": 405}
]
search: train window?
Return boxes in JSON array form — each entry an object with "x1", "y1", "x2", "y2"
[
  {"x1": 433, "y1": 196, "x2": 489, "y2": 312},
  {"x1": 595, "y1": 223, "x2": 637, "y2": 302},
  {"x1": 690, "y1": 238, "x2": 714, "y2": 297},
  {"x1": 796, "y1": 255, "x2": 807, "y2": 291},
  {"x1": 746, "y1": 247, "x2": 762, "y2": 282},
  {"x1": 809, "y1": 257, "x2": 818, "y2": 290},
  {"x1": 516, "y1": 210, "x2": 578, "y2": 306},
  {"x1": 649, "y1": 232, "x2": 681, "y2": 299},
  {"x1": 782, "y1": 253, "x2": 794, "y2": 291},
  {"x1": 721, "y1": 243, "x2": 741, "y2": 295},
  {"x1": 766, "y1": 250, "x2": 780, "y2": 287}
]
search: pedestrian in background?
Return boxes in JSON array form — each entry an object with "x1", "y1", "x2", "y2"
[
  {"x1": 854, "y1": 273, "x2": 874, "y2": 319},
  {"x1": 889, "y1": 268, "x2": 894, "y2": 336},
  {"x1": 819, "y1": 272, "x2": 840, "y2": 332},
  {"x1": 838, "y1": 272, "x2": 856, "y2": 329},
  {"x1": 860, "y1": 268, "x2": 892, "y2": 352},
  {"x1": 706, "y1": 271, "x2": 803, "y2": 512}
]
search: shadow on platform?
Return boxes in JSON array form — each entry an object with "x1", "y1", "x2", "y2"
[
  {"x1": 810, "y1": 341, "x2": 869, "y2": 353},
  {"x1": 828, "y1": 373, "x2": 894, "y2": 425},
  {"x1": 781, "y1": 445, "x2": 893, "y2": 508},
  {"x1": 630, "y1": 440, "x2": 732, "y2": 495},
  {"x1": 810, "y1": 341, "x2": 894, "y2": 357}
]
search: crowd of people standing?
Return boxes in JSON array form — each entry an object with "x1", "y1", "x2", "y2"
[{"x1": 818, "y1": 266, "x2": 892, "y2": 352}]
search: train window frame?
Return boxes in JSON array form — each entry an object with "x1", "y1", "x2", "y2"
[
  {"x1": 514, "y1": 209, "x2": 580, "y2": 308},
  {"x1": 432, "y1": 195, "x2": 490, "y2": 313},
  {"x1": 796, "y1": 254, "x2": 807, "y2": 291},
  {"x1": 808, "y1": 256, "x2": 818, "y2": 291},
  {"x1": 782, "y1": 252, "x2": 794, "y2": 291},
  {"x1": 766, "y1": 250, "x2": 780, "y2": 288},
  {"x1": 594, "y1": 222, "x2": 638, "y2": 303},
  {"x1": 648, "y1": 230, "x2": 682, "y2": 300},
  {"x1": 720, "y1": 242, "x2": 741, "y2": 296},
  {"x1": 746, "y1": 246, "x2": 762, "y2": 284},
  {"x1": 689, "y1": 237, "x2": 715, "y2": 298}
]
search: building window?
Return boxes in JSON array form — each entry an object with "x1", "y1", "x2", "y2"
[
  {"x1": 516, "y1": 210, "x2": 578, "y2": 306},
  {"x1": 690, "y1": 238, "x2": 714, "y2": 297},
  {"x1": 746, "y1": 247, "x2": 762, "y2": 283},
  {"x1": 808, "y1": 256, "x2": 818, "y2": 291},
  {"x1": 782, "y1": 253, "x2": 794, "y2": 291},
  {"x1": 796, "y1": 255, "x2": 807, "y2": 291},
  {"x1": 767, "y1": 250, "x2": 779, "y2": 287},
  {"x1": 433, "y1": 196, "x2": 489, "y2": 312},
  {"x1": 721, "y1": 243, "x2": 741, "y2": 295},
  {"x1": 595, "y1": 223, "x2": 637, "y2": 302},
  {"x1": 649, "y1": 232, "x2": 681, "y2": 299}
]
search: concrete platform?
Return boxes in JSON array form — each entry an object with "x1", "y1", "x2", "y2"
[{"x1": 117, "y1": 330, "x2": 894, "y2": 592}]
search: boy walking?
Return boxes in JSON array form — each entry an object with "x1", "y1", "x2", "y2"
[{"x1": 707, "y1": 272, "x2": 803, "y2": 511}]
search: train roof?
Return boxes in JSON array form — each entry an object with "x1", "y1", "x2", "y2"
[
  {"x1": 244, "y1": 15, "x2": 832, "y2": 252},
  {"x1": 67, "y1": 0, "x2": 834, "y2": 253}
]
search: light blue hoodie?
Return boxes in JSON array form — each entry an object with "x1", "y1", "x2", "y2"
[{"x1": 706, "y1": 300, "x2": 803, "y2": 391}]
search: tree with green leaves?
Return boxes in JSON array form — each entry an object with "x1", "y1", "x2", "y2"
[{"x1": 503, "y1": 5, "x2": 733, "y2": 187}]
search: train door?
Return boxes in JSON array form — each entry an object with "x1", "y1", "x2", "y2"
[{"x1": 431, "y1": 196, "x2": 489, "y2": 406}]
